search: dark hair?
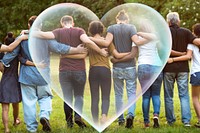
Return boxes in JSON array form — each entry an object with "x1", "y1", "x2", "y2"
[
  {"x1": 116, "y1": 10, "x2": 129, "y2": 21},
  {"x1": 193, "y1": 23, "x2": 200, "y2": 51},
  {"x1": 193, "y1": 23, "x2": 200, "y2": 37},
  {"x1": 88, "y1": 21, "x2": 104, "y2": 36},
  {"x1": 28, "y1": 16, "x2": 37, "y2": 27},
  {"x1": 4, "y1": 32, "x2": 15, "y2": 45}
]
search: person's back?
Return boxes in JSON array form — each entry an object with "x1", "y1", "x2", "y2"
[
  {"x1": 164, "y1": 24, "x2": 195, "y2": 72},
  {"x1": 108, "y1": 23, "x2": 136, "y2": 68},
  {"x1": 53, "y1": 27, "x2": 85, "y2": 71}
]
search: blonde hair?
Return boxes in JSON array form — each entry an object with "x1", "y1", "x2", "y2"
[{"x1": 139, "y1": 19, "x2": 154, "y2": 33}]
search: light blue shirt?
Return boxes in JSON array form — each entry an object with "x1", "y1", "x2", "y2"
[{"x1": 2, "y1": 38, "x2": 70, "y2": 86}]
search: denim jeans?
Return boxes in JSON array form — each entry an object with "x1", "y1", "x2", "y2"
[
  {"x1": 21, "y1": 83, "x2": 52, "y2": 132},
  {"x1": 113, "y1": 67, "x2": 137, "y2": 122},
  {"x1": 163, "y1": 72, "x2": 191, "y2": 124},
  {"x1": 138, "y1": 64, "x2": 163, "y2": 123},
  {"x1": 59, "y1": 70, "x2": 86, "y2": 123}
]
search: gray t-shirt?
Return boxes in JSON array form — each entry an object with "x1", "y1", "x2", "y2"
[{"x1": 107, "y1": 23, "x2": 137, "y2": 68}]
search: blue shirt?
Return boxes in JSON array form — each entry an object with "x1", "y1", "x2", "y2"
[{"x1": 2, "y1": 38, "x2": 70, "y2": 86}]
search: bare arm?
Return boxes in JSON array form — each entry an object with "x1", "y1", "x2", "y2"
[
  {"x1": 193, "y1": 38, "x2": 200, "y2": 46},
  {"x1": 0, "y1": 34, "x2": 28, "y2": 52},
  {"x1": 80, "y1": 34, "x2": 108, "y2": 57},
  {"x1": 89, "y1": 33, "x2": 113, "y2": 47},
  {"x1": 131, "y1": 34, "x2": 150, "y2": 46},
  {"x1": 111, "y1": 46, "x2": 138, "y2": 63},
  {"x1": 170, "y1": 50, "x2": 186, "y2": 56},
  {"x1": 32, "y1": 31, "x2": 55, "y2": 39},
  {"x1": 168, "y1": 49, "x2": 192, "y2": 63},
  {"x1": 67, "y1": 44, "x2": 88, "y2": 54},
  {"x1": 61, "y1": 52, "x2": 88, "y2": 59},
  {"x1": 137, "y1": 32, "x2": 157, "y2": 41},
  {"x1": 111, "y1": 49, "x2": 130, "y2": 59}
]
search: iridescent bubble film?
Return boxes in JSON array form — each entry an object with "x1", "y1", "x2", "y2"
[{"x1": 29, "y1": 3, "x2": 171, "y2": 132}]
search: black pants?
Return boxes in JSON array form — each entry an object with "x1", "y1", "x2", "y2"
[{"x1": 89, "y1": 66, "x2": 111, "y2": 123}]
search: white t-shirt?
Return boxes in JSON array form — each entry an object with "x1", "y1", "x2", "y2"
[
  {"x1": 187, "y1": 44, "x2": 200, "y2": 74},
  {"x1": 134, "y1": 37, "x2": 162, "y2": 66}
]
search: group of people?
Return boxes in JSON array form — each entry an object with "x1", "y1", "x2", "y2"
[{"x1": 0, "y1": 9, "x2": 199, "y2": 133}]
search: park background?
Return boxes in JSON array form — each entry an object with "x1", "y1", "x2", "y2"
[{"x1": 0, "y1": 0, "x2": 200, "y2": 133}]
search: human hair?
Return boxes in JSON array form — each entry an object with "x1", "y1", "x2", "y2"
[
  {"x1": 166, "y1": 12, "x2": 180, "y2": 25},
  {"x1": 60, "y1": 15, "x2": 74, "y2": 26},
  {"x1": 88, "y1": 21, "x2": 104, "y2": 36},
  {"x1": 4, "y1": 32, "x2": 15, "y2": 45},
  {"x1": 192, "y1": 23, "x2": 200, "y2": 37},
  {"x1": 115, "y1": 10, "x2": 129, "y2": 21},
  {"x1": 138, "y1": 19, "x2": 154, "y2": 33},
  {"x1": 28, "y1": 16, "x2": 37, "y2": 27}
]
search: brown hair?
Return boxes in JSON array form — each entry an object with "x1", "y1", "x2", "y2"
[
  {"x1": 28, "y1": 16, "x2": 37, "y2": 27},
  {"x1": 193, "y1": 23, "x2": 200, "y2": 37},
  {"x1": 116, "y1": 10, "x2": 129, "y2": 21},
  {"x1": 60, "y1": 15, "x2": 73, "y2": 25},
  {"x1": 88, "y1": 21, "x2": 104, "y2": 36}
]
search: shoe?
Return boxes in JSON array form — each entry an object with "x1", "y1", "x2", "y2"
[
  {"x1": 67, "y1": 121, "x2": 73, "y2": 128},
  {"x1": 144, "y1": 123, "x2": 150, "y2": 128},
  {"x1": 118, "y1": 120, "x2": 125, "y2": 126},
  {"x1": 153, "y1": 116, "x2": 159, "y2": 128},
  {"x1": 195, "y1": 121, "x2": 200, "y2": 128},
  {"x1": 75, "y1": 117, "x2": 86, "y2": 128},
  {"x1": 125, "y1": 116, "x2": 134, "y2": 128},
  {"x1": 40, "y1": 117, "x2": 51, "y2": 132},
  {"x1": 13, "y1": 118, "x2": 21, "y2": 126},
  {"x1": 184, "y1": 122, "x2": 191, "y2": 127}
]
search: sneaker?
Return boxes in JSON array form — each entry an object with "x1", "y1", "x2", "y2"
[
  {"x1": 153, "y1": 116, "x2": 159, "y2": 128},
  {"x1": 118, "y1": 120, "x2": 125, "y2": 126},
  {"x1": 144, "y1": 123, "x2": 150, "y2": 128},
  {"x1": 40, "y1": 117, "x2": 51, "y2": 132},
  {"x1": 194, "y1": 121, "x2": 200, "y2": 128},
  {"x1": 184, "y1": 123, "x2": 191, "y2": 127},
  {"x1": 125, "y1": 116, "x2": 134, "y2": 128},
  {"x1": 75, "y1": 117, "x2": 86, "y2": 128}
]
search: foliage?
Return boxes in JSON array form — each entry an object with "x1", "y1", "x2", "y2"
[{"x1": 0, "y1": 0, "x2": 199, "y2": 42}]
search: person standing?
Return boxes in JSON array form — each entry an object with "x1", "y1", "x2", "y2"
[
  {"x1": 136, "y1": 20, "x2": 163, "y2": 128},
  {"x1": 87, "y1": 21, "x2": 130, "y2": 124},
  {"x1": 0, "y1": 32, "x2": 23, "y2": 133},
  {"x1": 167, "y1": 23, "x2": 200, "y2": 128},
  {"x1": 0, "y1": 16, "x2": 87, "y2": 133},
  {"x1": 35, "y1": 15, "x2": 108, "y2": 128},
  {"x1": 90, "y1": 10, "x2": 148, "y2": 128},
  {"x1": 163, "y1": 12, "x2": 200, "y2": 127}
]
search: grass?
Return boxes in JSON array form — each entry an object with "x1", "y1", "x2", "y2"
[{"x1": 0, "y1": 55, "x2": 200, "y2": 133}]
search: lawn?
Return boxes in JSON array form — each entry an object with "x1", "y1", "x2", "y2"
[{"x1": 0, "y1": 55, "x2": 199, "y2": 133}]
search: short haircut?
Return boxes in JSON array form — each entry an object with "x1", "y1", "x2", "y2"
[
  {"x1": 166, "y1": 12, "x2": 180, "y2": 25},
  {"x1": 60, "y1": 15, "x2": 73, "y2": 25},
  {"x1": 88, "y1": 21, "x2": 104, "y2": 36},
  {"x1": 28, "y1": 16, "x2": 37, "y2": 27},
  {"x1": 116, "y1": 10, "x2": 129, "y2": 21},
  {"x1": 192, "y1": 23, "x2": 200, "y2": 37}
]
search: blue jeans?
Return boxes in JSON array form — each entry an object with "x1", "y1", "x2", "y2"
[
  {"x1": 163, "y1": 72, "x2": 191, "y2": 124},
  {"x1": 138, "y1": 64, "x2": 163, "y2": 123},
  {"x1": 59, "y1": 70, "x2": 86, "y2": 122},
  {"x1": 113, "y1": 67, "x2": 137, "y2": 122},
  {"x1": 21, "y1": 83, "x2": 52, "y2": 132}
]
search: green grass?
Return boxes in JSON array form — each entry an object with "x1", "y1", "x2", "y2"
[{"x1": 0, "y1": 55, "x2": 200, "y2": 133}]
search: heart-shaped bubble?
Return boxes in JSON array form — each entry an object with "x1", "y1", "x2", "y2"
[{"x1": 29, "y1": 3, "x2": 171, "y2": 132}]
